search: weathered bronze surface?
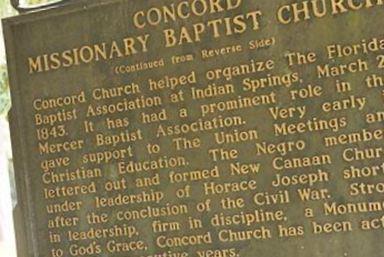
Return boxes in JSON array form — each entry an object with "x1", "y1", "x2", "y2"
[{"x1": 3, "y1": 0, "x2": 384, "y2": 256}]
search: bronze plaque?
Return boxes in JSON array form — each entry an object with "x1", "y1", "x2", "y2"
[{"x1": 3, "y1": 0, "x2": 384, "y2": 256}]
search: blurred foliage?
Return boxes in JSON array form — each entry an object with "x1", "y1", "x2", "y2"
[
  {"x1": 0, "y1": 0, "x2": 15, "y2": 17},
  {"x1": 0, "y1": 0, "x2": 15, "y2": 118},
  {"x1": 23, "y1": 0, "x2": 60, "y2": 6},
  {"x1": 0, "y1": 66, "x2": 10, "y2": 117}
]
